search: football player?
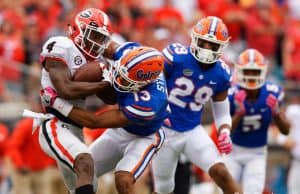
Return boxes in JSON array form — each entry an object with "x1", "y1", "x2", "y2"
[
  {"x1": 224, "y1": 48, "x2": 290, "y2": 193},
  {"x1": 37, "y1": 8, "x2": 114, "y2": 194},
  {"x1": 40, "y1": 46, "x2": 169, "y2": 194},
  {"x1": 151, "y1": 16, "x2": 242, "y2": 194}
]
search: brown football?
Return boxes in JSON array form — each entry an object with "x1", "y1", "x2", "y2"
[{"x1": 72, "y1": 61, "x2": 103, "y2": 82}]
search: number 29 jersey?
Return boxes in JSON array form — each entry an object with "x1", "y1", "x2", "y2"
[
  {"x1": 162, "y1": 43, "x2": 232, "y2": 132},
  {"x1": 228, "y1": 82, "x2": 284, "y2": 147}
]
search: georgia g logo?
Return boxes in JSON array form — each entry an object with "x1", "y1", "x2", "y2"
[{"x1": 80, "y1": 10, "x2": 92, "y2": 18}]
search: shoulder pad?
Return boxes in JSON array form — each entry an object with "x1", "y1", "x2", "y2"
[
  {"x1": 40, "y1": 36, "x2": 73, "y2": 61},
  {"x1": 162, "y1": 43, "x2": 189, "y2": 63},
  {"x1": 216, "y1": 60, "x2": 232, "y2": 82},
  {"x1": 114, "y1": 42, "x2": 142, "y2": 60},
  {"x1": 265, "y1": 82, "x2": 284, "y2": 101}
]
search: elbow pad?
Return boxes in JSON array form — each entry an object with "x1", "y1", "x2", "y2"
[{"x1": 211, "y1": 98, "x2": 232, "y2": 130}]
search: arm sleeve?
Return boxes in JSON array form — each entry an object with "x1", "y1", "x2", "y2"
[
  {"x1": 162, "y1": 45, "x2": 176, "y2": 76},
  {"x1": 211, "y1": 97, "x2": 232, "y2": 130}
]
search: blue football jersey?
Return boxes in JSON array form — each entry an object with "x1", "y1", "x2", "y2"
[
  {"x1": 113, "y1": 42, "x2": 169, "y2": 136},
  {"x1": 228, "y1": 82, "x2": 284, "y2": 147},
  {"x1": 162, "y1": 43, "x2": 232, "y2": 132}
]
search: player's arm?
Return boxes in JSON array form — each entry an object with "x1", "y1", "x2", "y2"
[
  {"x1": 211, "y1": 90, "x2": 232, "y2": 154},
  {"x1": 211, "y1": 90, "x2": 232, "y2": 134},
  {"x1": 273, "y1": 112, "x2": 290, "y2": 135},
  {"x1": 230, "y1": 89, "x2": 247, "y2": 131},
  {"x1": 103, "y1": 40, "x2": 120, "y2": 59},
  {"x1": 266, "y1": 91, "x2": 290, "y2": 135},
  {"x1": 68, "y1": 106, "x2": 130, "y2": 128},
  {"x1": 44, "y1": 58, "x2": 111, "y2": 100},
  {"x1": 231, "y1": 113, "x2": 243, "y2": 131}
]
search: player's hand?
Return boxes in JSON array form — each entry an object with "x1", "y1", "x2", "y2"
[
  {"x1": 266, "y1": 94, "x2": 280, "y2": 116},
  {"x1": 234, "y1": 90, "x2": 247, "y2": 116},
  {"x1": 217, "y1": 128, "x2": 232, "y2": 154},
  {"x1": 99, "y1": 62, "x2": 112, "y2": 84},
  {"x1": 40, "y1": 87, "x2": 58, "y2": 107}
]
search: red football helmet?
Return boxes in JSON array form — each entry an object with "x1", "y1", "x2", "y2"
[
  {"x1": 235, "y1": 49, "x2": 268, "y2": 89},
  {"x1": 69, "y1": 8, "x2": 112, "y2": 59},
  {"x1": 112, "y1": 47, "x2": 164, "y2": 92},
  {"x1": 191, "y1": 16, "x2": 230, "y2": 64}
]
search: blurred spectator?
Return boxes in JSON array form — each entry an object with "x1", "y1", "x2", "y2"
[
  {"x1": 23, "y1": 19, "x2": 42, "y2": 66},
  {"x1": 280, "y1": 94, "x2": 300, "y2": 194},
  {"x1": 0, "y1": 122, "x2": 9, "y2": 194},
  {"x1": 152, "y1": 0, "x2": 190, "y2": 47},
  {"x1": 282, "y1": 17, "x2": 300, "y2": 82},
  {"x1": 27, "y1": 0, "x2": 62, "y2": 40},
  {"x1": 0, "y1": 11, "x2": 25, "y2": 94},
  {"x1": 220, "y1": 0, "x2": 247, "y2": 63},
  {"x1": 105, "y1": 0, "x2": 133, "y2": 39},
  {"x1": 244, "y1": 0, "x2": 282, "y2": 67},
  {"x1": 5, "y1": 99, "x2": 67, "y2": 194}
]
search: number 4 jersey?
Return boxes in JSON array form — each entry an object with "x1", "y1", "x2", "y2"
[
  {"x1": 162, "y1": 43, "x2": 232, "y2": 132},
  {"x1": 228, "y1": 83, "x2": 284, "y2": 147},
  {"x1": 40, "y1": 36, "x2": 90, "y2": 108}
]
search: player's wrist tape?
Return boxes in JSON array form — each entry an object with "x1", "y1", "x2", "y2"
[
  {"x1": 276, "y1": 134, "x2": 287, "y2": 145},
  {"x1": 53, "y1": 98, "x2": 73, "y2": 117},
  {"x1": 219, "y1": 127, "x2": 230, "y2": 135}
]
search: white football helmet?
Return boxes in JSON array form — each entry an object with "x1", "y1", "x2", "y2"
[{"x1": 235, "y1": 49, "x2": 268, "y2": 89}]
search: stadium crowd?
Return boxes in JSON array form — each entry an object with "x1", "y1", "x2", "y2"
[{"x1": 0, "y1": 0, "x2": 299, "y2": 193}]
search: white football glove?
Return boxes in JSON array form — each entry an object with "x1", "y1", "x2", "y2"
[{"x1": 99, "y1": 62, "x2": 113, "y2": 84}]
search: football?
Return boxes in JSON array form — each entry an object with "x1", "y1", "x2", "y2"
[{"x1": 72, "y1": 60, "x2": 103, "y2": 82}]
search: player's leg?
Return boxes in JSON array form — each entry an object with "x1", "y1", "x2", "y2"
[
  {"x1": 287, "y1": 160, "x2": 300, "y2": 194},
  {"x1": 242, "y1": 153, "x2": 266, "y2": 194},
  {"x1": 152, "y1": 127, "x2": 182, "y2": 194},
  {"x1": 183, "y1": 125, "x2": 242, "y2": 194},
  {"x1": 115, "y1": 128, "x2": 165, "y2": 194},
  {"x1": 222, "y1": 146, "x2": 244, "y2": 184},
  {"x1": 39, "y1": 118, "x2": 96, "y2": 194},
  {"x1": 89, "y1": 128, "x2": 124, "y2": 177}
]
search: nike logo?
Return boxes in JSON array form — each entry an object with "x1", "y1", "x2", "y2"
[
  {"x1": 209, "y1": 81, "x2": 217, "y2": 85},
  {"x1": 260, "y1": 108, "x2": 268, "y2": 112}
]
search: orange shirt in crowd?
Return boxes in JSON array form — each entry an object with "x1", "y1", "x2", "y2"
[{"x1": 6, "y1": 118, "x2": 56, "y2": 171}]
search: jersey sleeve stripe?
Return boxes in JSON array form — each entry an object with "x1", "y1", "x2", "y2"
[
  {"x1": 132, "y1": 104, "x2": 152, "y2": 111},
  {"x1": 122, "y1": 107, "x2": 155, "y2": 120},
  {"x1": 162, "y1": 48, "x2": 174, "y2": 62},
  {"x1": 125, "y1": 105, "x2": 155, "y2": 117}
]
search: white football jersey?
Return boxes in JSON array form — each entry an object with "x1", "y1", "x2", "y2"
[{"x1": 40, "y1": 36, "x2": 88, "y2": 107}]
